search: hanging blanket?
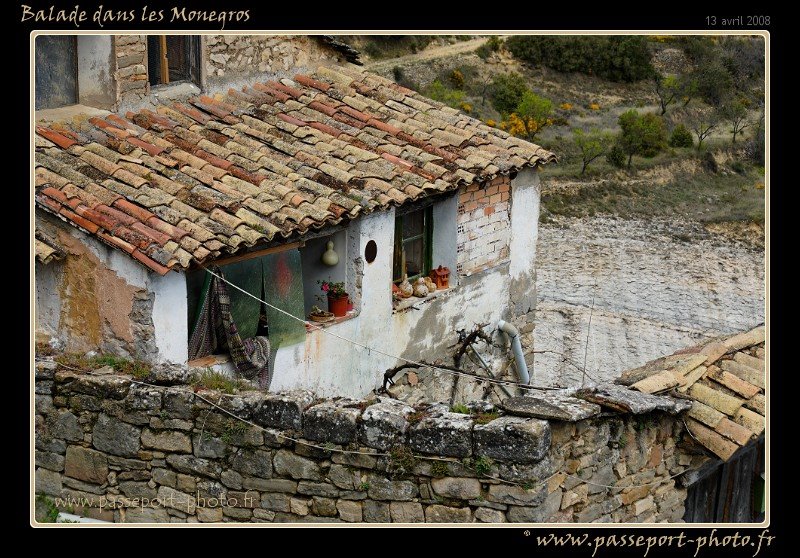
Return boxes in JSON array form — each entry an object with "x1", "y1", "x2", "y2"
[{"x1": 189, "y1": 267, "x2": 272, "y2": 388}]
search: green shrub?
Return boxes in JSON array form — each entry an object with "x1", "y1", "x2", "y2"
[
  {"x1": 490, "y1": 72, "x2": 528, "y2": 115},
  {"x1": 606, "y1": 144, "x2": 627, "y2": 168},
  {"x1": 424, "y1": 80, "x2": 465, "y2": 109},
  {"x1": 476, "y1": 36, "x2": 503, "y2": 60},
  {"x1": 505, "y1": 36, "x2": 653, "y2": 82},
  {"x1": 669, "y1": 124, "x2": 694, "y2": 148},
  {"x1": 731, "y1": 160, "x2": 746, "y2": 174},
  {"x1": 450, "y1": 403, "x2": 470, "y2": 414}
]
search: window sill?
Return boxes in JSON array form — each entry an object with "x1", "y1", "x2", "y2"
[
  {"x1": 305, "y1": 310, "x2": 358, "y2": 332},
  {"x1": 392, "y1": 287, "x2": 452, "y2": 314}
]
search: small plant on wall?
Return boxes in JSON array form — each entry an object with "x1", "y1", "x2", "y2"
[{"x1": 318, "y1": 279, "x2": 349, "y2": 317}]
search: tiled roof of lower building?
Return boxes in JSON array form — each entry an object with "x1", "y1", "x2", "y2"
[
  {"x1": 617, "y1": 325, "x2": 766, "y2": 461},
  {"x1": 34, "y1": 65, "x2": 554, "y2": 275}
]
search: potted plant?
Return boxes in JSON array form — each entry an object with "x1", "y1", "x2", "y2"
[{"x1": 319, "y1": 279, "x2": 349, "y2": 317}]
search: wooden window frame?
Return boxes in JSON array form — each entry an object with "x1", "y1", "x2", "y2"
[
  {"x1": 393, "y1": 205, "x2": 433, "y2": 283},
  {"x1": 148, "y1": 35, "x2": 201, "y2": 87}
]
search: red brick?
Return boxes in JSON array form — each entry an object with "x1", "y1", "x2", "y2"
[
  {"x1": 498, "y1": 183, "x2": 510, "y2": 193},
  {"x1": 466, "y1": 183, "x2": 479, "y2": 193},
  {"x1": 60, "y1": 208, "x2": 100, "y2": 234},
  {"x1": 459, "y1": 192, "x2": 472, "y2": 203},
  {"x1": 500, "y1": 192, "x2": 510, "y2": 202},
  {"x1": 484, "y1": 206, "x2": 495, "y2": 216},
  {"x1": 485, "y1": 185, "x2": 499, "y2": 196},
  {"x1": 464, "y1": 201, "x2": 478, "y2": 212},
  {"x1": 490, "y1": 194, "x2": 503, "y2": 204}
]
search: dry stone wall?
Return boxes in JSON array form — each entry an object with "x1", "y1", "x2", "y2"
[{"x1": 35, "y1": 361, "x2": 700, "y2": 523}]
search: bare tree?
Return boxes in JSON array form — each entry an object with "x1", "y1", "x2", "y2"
[
  {"x1": 653, "y1": 73, "x2": 679, "y2": 115},
  {"x1": 720, "y1": 99, "x2": 749, "y2": 144},
  {"x1": 683, "y1": 105, "x2": 720, "y2": 149}
]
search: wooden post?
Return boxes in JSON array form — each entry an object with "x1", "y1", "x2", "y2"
[{"x1": 159, "y1": 35, "x2": 169, "y2": 84}]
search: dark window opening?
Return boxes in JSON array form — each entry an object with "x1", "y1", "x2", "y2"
[
  {"x1": 148, "y1": 35, "x2": 201, "y2": 86},
  {"x1": 393, "y1": 206, "x2": 433, "y2": 283}
]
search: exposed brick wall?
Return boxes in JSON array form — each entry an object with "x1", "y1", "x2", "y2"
[
  {"x1": 114, "y1": 35, "x2": 149, "y2": 106},
  {"x1": 456, "y1": 176, "x2": 512, "y2": 276}
]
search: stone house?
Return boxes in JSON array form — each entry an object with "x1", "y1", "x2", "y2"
[{"x1": 34, "y1": 34, "x2": 555, "y2": 399}]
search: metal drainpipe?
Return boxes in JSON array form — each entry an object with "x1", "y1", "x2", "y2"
[{"x1": 497, "y1": 319, "x2": 530, "y2": 384}]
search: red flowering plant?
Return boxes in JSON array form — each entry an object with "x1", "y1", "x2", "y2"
[{"x1": 318, "y1": 279, "x2": 347, "y2": 298}]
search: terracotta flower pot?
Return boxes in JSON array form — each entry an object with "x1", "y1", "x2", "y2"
[{"x1": 327, "y1": 293, "x2": 349, "y2": 317}]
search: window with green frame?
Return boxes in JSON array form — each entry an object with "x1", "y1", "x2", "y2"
[{"x1": 393, "y1": 206, "x2": 433, "y2": 283}]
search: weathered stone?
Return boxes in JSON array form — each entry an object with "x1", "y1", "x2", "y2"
[
  {"x1": 261, "y1": 493, "x2": 291, "y2": 512},
  {"x1": 497, "y1": 456, "x2": 554, "y2": 483},
  {"x1": 64, "y1": 446, "x2": 108, "y2": 484},
  {"x1": 193, "y1": 434, "x2": 229, "y2": 459},
  {"x1": 474, "y1": 416, "x2": 550, "y2": 463},
  {"x1": 290, "y1": 497, "x2": 310, "y2": 516},
  {"x1": 475, "y1": 507, "x2": 507, "y2": 522},
  {"x1": 561, "y1": 484, "x2": 589, "y2": 509},
  {"x1": 62, "y1": 476, "x2": 105, "y2": 494},
  {"x1": 303, "y1": 399, "x2": 360, "y2": 445},
  {"x1": 51, "y1": 410, "x2": 83, "y2": 441},
  {"x1": 337, "y1": 499, "x2": 363, "y2": 522},
  {"x1": 273, "y1": 449, "x2": 320, "y2": 480},
  {"x1": 231, "y1": 449, "x2": 273, "y2": 478},
  {"x1": 36, "y1": 380, "x2": 53, "y2": 395},
  {"x1": 244, "y1": 477, "x2": 297, "y2": 492},
  {"x1": 36, "y1": 450, "x2": 65, "y2": 472},
  {"x1": 36, "y1": 468, "x2": 62, "y2": 496},
  {"x1": 166, "y1": 454, "x2": 221, "y2": 478},
  {"x1": 576, "y1": 502, "x2": 604, "y2": 523},
  {"x1": 312, "y1": 497, "x2": 337, "y2": 517},
  {"x1": 253, "y1": 508, "x2": 276, "y2": 521},
  {"x1": 633, "y1": 496, "x2": 655, "y2": 515},
  {"x1": 196, "y1": 480, "x2": 225, "y2": 500},
  {"x1": 126, "y1": 385, "x2": 162, "y2": 410},
  {"x1": 389, "y1": 501, "x2": 424, "y2": 523},
  {"x1": 197, "y1": 506, "x2": 223, "y2": 522},
  {"x1": 141, "y1": 429, "x2": 192, "y2": 453},
  {"x1": 149, "y1": 417, "x2": 193, "y2": 431},
  {"x1": 35, "y1": 394, "x2": 54, "y2": 415},
  {"x1": 163, "y1": 388, "x2": 194, "y2": 419},
  {"x1": 70, "y1": 374, "x2": 130, "y2": 400},
  {"x1": 152, "y1": 468, "x2": 176, "y2": 488},
  {"x1": 177, "y1": 474, "x2": 196, "y2": 493},
  {"x1": 92, "y1": 414, "x2": 141, "y2": 457},
  {"x1": 487, "y1": 484, "x2": 547, "y2": 506},
  {"x1": 503, "y1": 394, "x2": 600, "y2": 422},
  {"x1": 123, "y1": 506, "x2": 170, "y2": 523},
  {"x1": 430, "y1": 477, "x2": 481, "y2": 500},
  {"x1": 332, "y1": 450, "x2": 378, "y2": 469},
  {"x1": 409, "y1": 411, "x2": 473, "y2": 457},
  {"x1": 297, "y1": 481, "x2": 339, "y2": 498},
  {"x1": 119, "y1": 481, "x2": 157, "y2": 499},
  {"x1": 221, "y1": 470, "x2": 243, "y2": 489},
  {"x1": 367, "y1": 476, "x2": 418, "y2": 501},
  {"x1": 359, "y1": 398, "x2": 414, "y2": 450},
  {"x1": 364, "y1": 500, "x2": 391, "y2": 522},
  {"x1": 328, "y1": 464, "x2": 361, "y2": 490},
  {"x1": 577, "y1": 384, "x2": 692, "y2": 415},
  {"x1": 339, "y1": 490, "x2": 368, "y2": 500},
  {"x1": 425, "y1": 504, "x2": 472, "y2": 523},
  {"x1": 253, "y1": 390, "x2": 314, "y2": 430},
  {"x1": 227, "y1": 490, "x2": 259, "y2": 508},
  {"x1": 157, "y1": 486, "x2": 196, "y2": 514},
  {"x1": 107, "y1": 455, "x2": 148, "y2": 470}
]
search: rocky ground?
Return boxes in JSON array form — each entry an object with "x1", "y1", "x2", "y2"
[{"x1": 533, "y1": 216, "x2": 765, "y2": 387}]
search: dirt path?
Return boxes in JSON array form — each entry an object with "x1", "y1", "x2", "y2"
[{"x1": 365, "y1": 37, "x2": 496, "y2": 73}]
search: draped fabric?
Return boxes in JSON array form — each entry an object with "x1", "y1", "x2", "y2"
[{"x1": 188, "y1": 267, "x2": 272, "y2": 388}]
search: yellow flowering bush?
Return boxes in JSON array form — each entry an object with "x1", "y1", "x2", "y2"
[
  {"x1": 560, "y1": 102, "x2": 573, "y2": 110},
  {"x1": 588, "y1": 103, "x2": 601, "y2": 111}
]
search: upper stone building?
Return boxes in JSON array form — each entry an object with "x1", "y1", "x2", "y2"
[{"x1": 34, "y1": 34, "x2": 555, "y2": 399}]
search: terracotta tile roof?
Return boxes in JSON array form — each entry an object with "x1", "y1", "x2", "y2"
[
  {"x1": 34, "y1": 65, "x2": 554, "y2": 275},
  {"x1": 616, "y1": 326, "x2": 766, "y2": 461}
]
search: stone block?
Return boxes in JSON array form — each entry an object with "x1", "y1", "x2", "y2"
[{"x1": 474, "y1": 416, "x2": 550, "y2": 463}]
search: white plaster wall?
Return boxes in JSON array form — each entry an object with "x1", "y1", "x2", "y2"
[
  {"x1": 432, "y1": 194, "x2": 458, "y2": 281},
  {"x1": 269, "y1": 184, "x2": 532, "y2": 399},
  {"x1": 35, "y1": 260, "x2": 63, "y2": 340},
  {"x1": 300, "y1": 229, "x2": 348, "y2": 314},
  {"x1": 151, "y1": 271, "x2": 188, "y2": 364},
  {"x1": 509, "y1": 169, "x2": 540, "y2": 284},
  {"x1": 77, "y1": 36, "x2": 115, "y2": 109}
]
